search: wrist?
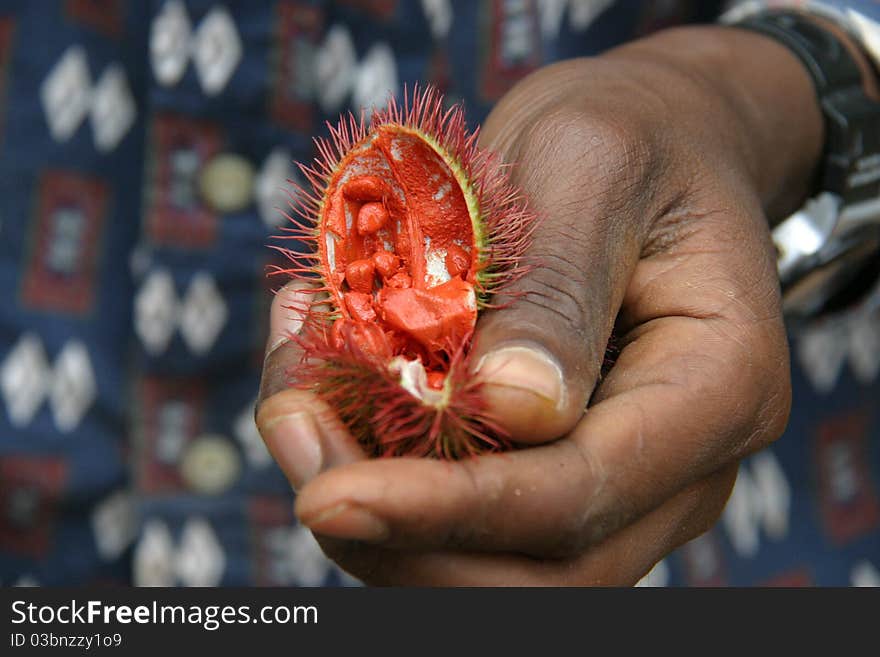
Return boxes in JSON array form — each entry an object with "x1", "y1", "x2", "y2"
[{"x1": 609, "y1": 26, "x2": 825, "y2": 224}]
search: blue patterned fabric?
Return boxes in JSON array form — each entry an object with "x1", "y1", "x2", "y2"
[{"x1": 0, "y1": 0, "x2": 877, "y2": 587}]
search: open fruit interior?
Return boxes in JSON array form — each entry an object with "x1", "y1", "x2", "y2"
[{"x1": 319, "y1": 124, "x2": 480, "y2": 404}]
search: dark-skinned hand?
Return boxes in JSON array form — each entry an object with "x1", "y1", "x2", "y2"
[{"x1": 256, "y1": 26, "x2": 823, "y2": 585}]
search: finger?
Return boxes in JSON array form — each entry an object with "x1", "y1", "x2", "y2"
[
  {"x1": 257, "y1": 281, "x2": 368, "y2": 489},
  {"x1": 472, "y1": 96, "x2": 679, "y2": 445},
  {"x1": 318, "y1": 465, "x2": 736, "y2": 586},
  {"x1": 257, "y1": 388, "x2": 366, "y2": 490},
  {"x1": 293, "y1": 255, "x2": 786, "y2": 556}
]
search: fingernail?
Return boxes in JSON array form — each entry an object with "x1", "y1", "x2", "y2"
[
  {"x1": 301, "y1": 503, "x2": 390, "y2": 542},
  {"x1": 265, "y1": 334, "x2": 291, "y2": 358},
  {"x1": 476, "y1": 345, "x2": 566, "y2": 410},
  {"x1": 261, "y1": 411, "x2": 323, "y2": 489}
]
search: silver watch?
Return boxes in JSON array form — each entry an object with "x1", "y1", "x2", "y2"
[
  {"x1": 723, "y1": 1, "x2": 880, "y2": 320},
  {"x1": 774, "y1": 192, "x2": 880, "y2": 318}
]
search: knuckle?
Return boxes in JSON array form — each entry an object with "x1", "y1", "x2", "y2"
[
  {"x1": 669, "y1": 468, "x2": 738, "y2": 550},
  {"x1": 732, "y1": 311, "x2": 792, "y2": 452},
  {"x1": 695, "y1": 466, "x2": 739, "y2": 532},
  {"x1": 518, "y1": 256, "x2": 590, "y2": 334},
  {"x1": 541, "y1": 440, "x2": 633, "y2": 558},
  {"x1": 576, "y1": 114, "x2": 651, "y2": 183},
  {"x1": 747, "y1": 346, "x2": 792, "y2": 453},
  {"x1": 542, "y1": 524, "x2": 591, "y2": 560},
  {"x1": 441, "y1": 459, "x2": 502, "y2": 550},
  {"x1": 517, "y1": 102, "x2": 656, "y2": 200}
]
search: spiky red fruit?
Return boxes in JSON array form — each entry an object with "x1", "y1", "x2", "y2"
[{"x1": 271, "y1": 85, "x2": 536, "y2": 459}]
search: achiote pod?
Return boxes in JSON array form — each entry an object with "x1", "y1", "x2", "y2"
[{"x1": 272, "y1": 86, "x2": 537, "y2": 460}]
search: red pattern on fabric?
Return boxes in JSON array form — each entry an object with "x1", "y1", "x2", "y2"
[{"x1": 21, "y1": 170, "x2": 108, "y2": 315}]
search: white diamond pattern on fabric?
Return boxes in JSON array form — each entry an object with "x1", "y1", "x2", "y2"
[
  {"x1": 41, "y1": 45, "x2": 92, "y2": 142},
  {"x1": 92, "y1": 490, "x2": 137, "y2": 561},
  {"x1": 797, "y1": 321, "x2": 850, "y2": 394},
  {"x1": 49, "y1": 340, "x2": 97, "y2": 433},
  {"x1": 134, "y1": 269, "x2": 229, "y2": 356},
  {"x1": 192, "y1": 6, "x2": 242, "y2": 96},
  {"x1": 848, "y1": 308, "x2": 880, "y2": 385},
  {"x1": 796, "y1": 284, "x2": 880, "y2": 393},
  {"x1": 1, "y1": 334, "x2": 51, "y2": 428},
  {"x1": 421, "y1": 0, "x2": 454, "y2": 40},
  {"x1": 176, "y1": 517, "x2": 226, "y2": 587},
  {"x1": 41, "y1": 46, "x2": 134, "y2": 151},
  {"x1": 256, "y1": 148, "x2": 295, "y2": 228},
  {"x1": 353, "y1": 42, "x2": 398, "y2": 115},
  {"x1": 90, "y1": 64, "x2": 137, "y2": 152},
  {"x1": 235, "y1": 398, "x2": 272, "y2": 468},
  {"x1": 1, "y1": 335, "x2": 98, "y2": 432},
  {"x1": 151, "y1": 0, "x2": 192, "y2": 86},
  {"x1": 722, "y1": 451, "x2": 791, "y2": 559},
  {"x1": 315, "y1": 25, "x2": 357, "y2": 113},
  {"x1": 285, "y1": 525, "x2": 332, "y2": 587},
  {"x1": 134, "y1": 519, "x2": 177, "y2": 587},
  {"x1": 178, "y1": 273, "x2": 228, "y2": 355},
  {"x1": 313, "y1": 26, "x2": 400, "y2": 114},
  {"x1": 135, "y1": 269, "x2": 180, "y2": 355},
  {"x1": 538, "y1": 0, "x2": 568, "y2": 39}
]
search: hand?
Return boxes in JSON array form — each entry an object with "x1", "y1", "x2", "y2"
[{"x1": 256, "y1": 26, "x2": 821, "y2": 585}]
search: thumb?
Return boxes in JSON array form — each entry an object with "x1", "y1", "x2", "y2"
[
  {"x1": 472, "y1": 111, "x2": 652, "y2": 445},
  {"x1": 471, "y1": 278, "x2": 614, "y2": 445}
]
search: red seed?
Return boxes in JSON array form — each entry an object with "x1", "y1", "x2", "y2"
[
  {"x1": 330, "y1": 319, "x2": 390, "y2": 359},
  {"x1": 445, "y1": 244, "x2": 471, "y2": 278},
  {"x1": 372, "y1": 250, "x2": 400, "y2": 278},
  {"x1": 350, "y1": 323, "x2": 391, "y2": 359},
  {"x1": 386, "y1": 271, "x2": 412, "y2": 289},
  {"x1": 357, "y1": 202, "x2": 389, "y2": 234},
  {"x1": 343, "y1": 176, "x2": 388, "y2": 202},
  {"x1": 345, "y1": 258, "x2": 375, "y2": 293},
  {"x1": 377, "y1": 278, "x2": 476, "y2": 353},
  {"x1": 344, "y1": 291, "x2": 376, "y2": 322}
]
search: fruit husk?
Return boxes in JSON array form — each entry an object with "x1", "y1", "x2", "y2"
[{"x1": 271, "y1": 85, "x2": 537, "y2": 459}]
